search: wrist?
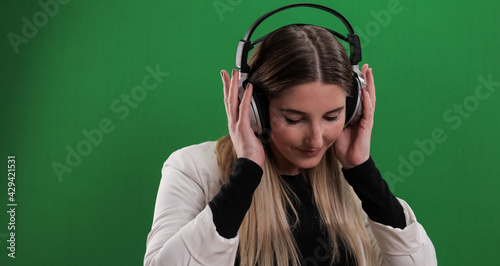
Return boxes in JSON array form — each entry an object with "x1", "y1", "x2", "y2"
[
  {"x1": 342, "y1": 156, "x2": 374, "y2": 173},
  {"x1": 235, "y1": 157, "x2": 264, "y2": 174},
  {"x1": 341, "y1": 154, "x2": 370, "y2": 170}
]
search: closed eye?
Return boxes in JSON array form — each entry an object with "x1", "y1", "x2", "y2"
[
  {"x1": 324, "y1": 116, "x2": 339, "y2": 122},
  {"x1": 285, "y1": 117, "x2": 302, "y2": 125},
  {"x1": 281, "y1": 107, "x2": 344, "y2": 125}
]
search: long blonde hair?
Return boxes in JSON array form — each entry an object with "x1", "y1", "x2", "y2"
[{"x1": 217, "y1": 25, "x2": 374, "y2": 265}]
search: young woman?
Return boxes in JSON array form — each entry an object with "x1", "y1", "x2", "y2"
[{"x1": 144, "y1": 24, "x2": 437, "y2": 266}]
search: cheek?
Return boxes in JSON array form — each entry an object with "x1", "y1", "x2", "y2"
[
  {"x1": 270, "y1": 118, "x2": 297, "y2": 145},
  {"x1": 328, "y1": 111, "x2": 346, "y2": 141},
  {"x1": 324, "y1": 122, "x2": 345, "y2": 144}
]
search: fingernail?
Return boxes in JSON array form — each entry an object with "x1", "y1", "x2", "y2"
[
  {"x1": 232, "y1": 69, "x2": 237, "y2": 76},
  {"x1": 220, "y1": 70, "x2": 224, "y2": 77}
]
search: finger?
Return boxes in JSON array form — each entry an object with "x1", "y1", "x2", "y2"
[
  {"x1": 366, "y1": 68, "x2": 376, "y2": 105},
  {"x1": 226, "y1": 69, "x2": 240, "y2": 124},
  {"x1": 361, "y1": 64, "x2": 369, "y2": 76},
  {"x1": 359, "y1": 67, "x2": 374, "y2": 123},
  {"x1": 222, "y1": 70, "x2": 230, "y2": 108},
  {"x1": 221, "y1": 70, "x2": 230, "y2": 102},
  {"x1": 221, "y1": 70, "x2": 234, "y2": 121},
  {"x1": 360, "y1": 64, "x2": 375, "y2": 106},
  {"x1": 239, "y1": 83, "x2": 253, "y2": 127},
  {"x1": 360, "y1": 64, "x2": 370, "y2": 95},
  {"x1": 360, "y1": 82, "x2": 374, "y2": 127},
  {"x1": 229, "y1": 69, "x2": 240, "y2": 112}
]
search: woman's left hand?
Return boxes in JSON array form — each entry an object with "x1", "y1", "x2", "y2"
[{"x1": 334, "y1": 64, "x2": 376, "y2": 169}]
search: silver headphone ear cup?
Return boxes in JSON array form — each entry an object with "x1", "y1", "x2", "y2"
[
  {"x1": 238, "y1": 72, "x2": 264, "y2": 135},
  {"x1": 249, "y1": 97, "x2": 262, "y2": 135},
  {"x1": 345, "y1": 80, "x2": 363, "y2": 126},
  {"x1": 345, "y1": 66, "x2": 366, "y2": 126}
]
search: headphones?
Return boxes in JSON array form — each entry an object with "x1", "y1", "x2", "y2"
[{"x1": 236, "y1": 3, "x2": 366, "y2": 139}]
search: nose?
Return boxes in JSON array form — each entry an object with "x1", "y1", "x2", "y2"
[{"x1": 305, "y1": 122, "x2": 323, "y2": 148}]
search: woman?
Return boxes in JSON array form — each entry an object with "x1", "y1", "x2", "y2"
[{"x1": 144, "y1": 25, "x2": 437, "y2": 266}]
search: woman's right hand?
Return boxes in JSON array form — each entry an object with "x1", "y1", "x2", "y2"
[{"x1": 221, "y1": 69, "x2": 265, "y2": 168}]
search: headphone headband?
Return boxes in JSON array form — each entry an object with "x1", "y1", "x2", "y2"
[
  {"x1": 234, "y1": 4, "x2": 366, "y2": 135},
  {"x1": 236, "y1": 3, "x2": 362, "y2": 73}
]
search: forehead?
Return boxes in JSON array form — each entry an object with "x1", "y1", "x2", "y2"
[{"x1": 271, "y1": 82, "x2": 346, "y2": 109}]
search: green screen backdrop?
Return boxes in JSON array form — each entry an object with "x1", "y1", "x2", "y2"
[{"x1": 1, "y1": 0, "x2": 499, "y2": 265}]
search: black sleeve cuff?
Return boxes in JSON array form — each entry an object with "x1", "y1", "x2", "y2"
[
  {"x1": 209, "y1": 158, "x2": 263, "y2": 238},
  {"x1": 342, "y1": 157, "x2": 406, "y2": 229}
]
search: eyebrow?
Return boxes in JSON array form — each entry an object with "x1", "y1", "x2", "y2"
[{"x1": 281, "y1": 106, "x2": 345, "y2": 115}]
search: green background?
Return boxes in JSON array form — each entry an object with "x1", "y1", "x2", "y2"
[{"x1": 1, "y1": 0, "x2": 499, "y2": 265}]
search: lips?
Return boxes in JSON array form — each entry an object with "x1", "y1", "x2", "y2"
[{"x1": 298, "y1": 148, "x2": 321, "y2": 157}]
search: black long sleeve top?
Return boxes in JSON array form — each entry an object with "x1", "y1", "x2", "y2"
[{"x1": 208, "y1": 157, "x2": 405, "y2": 265}]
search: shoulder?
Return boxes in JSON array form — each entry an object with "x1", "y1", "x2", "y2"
[
  {"x1": 162, "y1": 141, "x2": 221, "y2": 200},
  {"x1": 164, "y1": 141, "x2": 218, "y2": 175},
  {"x1": 166, "y1": 141, "x2": 217, "y2": 163}
]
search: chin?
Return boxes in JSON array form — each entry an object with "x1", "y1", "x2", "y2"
[
  {"x1": 304, "y1": 160, "x2": 323, "y2": 170},
  {"x1": 271, "y1": 144, "x2": 332, "y2": 174},
  {"x1": 293, "y1": 156, "x2": 324, "y2": 170}
]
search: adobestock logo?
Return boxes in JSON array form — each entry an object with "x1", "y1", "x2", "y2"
[
  {"x1": 213, "y1": 0, "x2": 243, "y2": 21},
  {"x1": 301, "y1": 236, "x2": 334, "y2": 265},
  {"x1": 384, "y1": 74, "x2": 499, "y2": 191},
  {"x1": 51, "y1": 64, "x2": 169, "y2": 182},
  {"x1": 7, "y1": 0, "x2": 71, "y2": 54},
  {"x1": 354, "y1": 0, "x2": 412, "y2": 49}
]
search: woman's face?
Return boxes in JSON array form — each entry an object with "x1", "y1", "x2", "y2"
[{"x1": 269, "y1": 81, "x2": 347, "y2": 175}]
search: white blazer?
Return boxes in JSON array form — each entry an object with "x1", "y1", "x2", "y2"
[{"x1": 144, "y1": 141, "x2": 437, "y2": 266}]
